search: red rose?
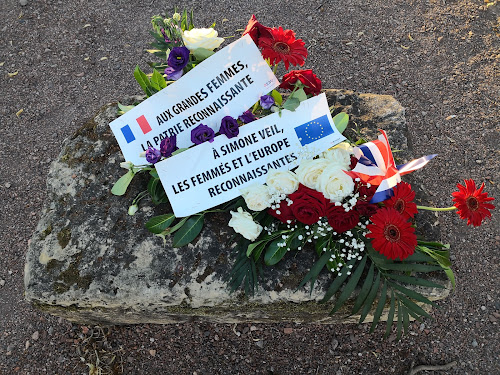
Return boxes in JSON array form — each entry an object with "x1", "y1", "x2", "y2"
[
  {"x1": 326, "y1": 204, "x2": 360, "y2": 233},
  {"x1": 289, "y1": 184, "x2": 327, "y2": 225},
  {"x1": 355, "y1": 200, "x2": 378, "y2": 218},
  {"x1": 280, "y1": 69, "x2": 322, "y2": 96},
  {"x1": 349, "y1": 155, "x2": 358, "y2": 170},
  {"x1": 242, "y1": 15, "x2": 272, "y2": 46},
  {"x1": 356, "y1": 181, "x2": 377, "y2": 202},
  {"x1": 268, "y1": 200, "x2": 295, "y2": 224}
]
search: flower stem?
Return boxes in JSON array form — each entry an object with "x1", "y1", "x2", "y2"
[{"x1": 417, "y1": 205, "x2": 457, "y2": 212}]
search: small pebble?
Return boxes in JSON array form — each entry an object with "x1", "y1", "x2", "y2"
[
  {"x1": 149, "y1": 349, "x2": 156, "y2": 357},
  {"x1": 32, "y1": 331, "x2": 39, "y2": 341},
  {"x1": 20, "y1": 0, "x2": 28, "y2": 6},
  {"x1": 0, "y1": 279, "x2": 5, "y2": 287},
  {"x1": 4, "y1": 183, "x2": 11, "y2": 188},
  {"x1": 255, "y1": 340, "x2": 264, "y2": 348},
  {"x1": 283, "y1": 327, "x2": 293, "y2": 334},
  {"x1": 480, "y1": 306, "x2": 486, "y2": 311},
  {"x1": 472, "y1": 339, "x2": 478, "y2": 347}
]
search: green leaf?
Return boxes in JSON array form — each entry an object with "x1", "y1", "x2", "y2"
[
  {"x1": 386, "y1": 274, "x2": 445, "y2": 289},
  {"x1": 332, "y1": 112, "x2": 349, "y2": 133},
  {"x1": 402, "y1": 305, "x2": 410, "y2": 335},
  {"x1": 377, "y1": 263, "x2": 443, "y2": 273},
  {"x1": 193, "y1": 48, "x2": 215, "y2": 62},
  {"x1": 444, "y1": 267, "x2": 456, "y2": 289},
  {"x1": 147, "y1": 178, "x2": 168, "y2": 205},
  {"x1": 359, "y1": 271, "x2": 381, "y2": 323},
  {"x1": 396, "y1": 300, "x2": 403, "y2": 341},
  {"x1": 390, "y1": 282, "x2": 436, "y2": 307},
  {"x1": 352, "y1": 262, "x2": 375, "y2": 314},
  {"x1": 181, "y1": 9, "x2": 188, "y2": 30},
  {"x1": 296, "y1": 250, "x2": 332, "y2": 294},
  {"x1": 417, "y1": 240, "x2": 449, "y2": 249},
  {"x1": 117, "y1": 102, "x2": 135, "y2": 114},
  {"x1": 171, "y1": 148, "x2": 188, "y2": 156},
  {"x1": 384, "y1": 290, "x2": 396, "y2": 338},
  {"x1": 134, "y1": 65, "x2": 153, "y2": 97},
  {"x1": 264, "y1": 239, "x2": 288, "y2": 266},
  {"x1": 111, "y1": 170, "x2": 135, "y2": 196},
  {"x1": 370, "y1": 281, "x2": 388, "y2": 332},
  {"x1": 253, "y1": 241, "x2": 267, "y2": 261},
  {"x1": 271, "y1": 89, "x2": 283, "y2": 106},
  {"x1": 403, "y1": 251, "x2": 435, "y2": 263},
  {"x1": 283, "y1": 97, "x2": 300, "y2": 112},
  {"x1": 290, "y1": 88, "x2": 307, "y2": 102},
  {"x1": 145, "y1": 213, "x2": 176, "y2": 234},
  {"x1": 398, "y1": 294, "x2": 431, "y2": 320},
  {"x1": 151, "y1": 69, "x2": 167, "y2": 90},
  {"x1": 189, "y1": 10, "x2": 195, "y2": 30},
  {"x1": 247, "y1": 240, "x2": 267, "y2": 257},
  {"x1": 418, "y1": 245, "x2": 452, "y2": 268},
  {"x1": 321, "y1": 258, "x2": 357, "y2": 303},
  {"x1": 331, "y1": 256, "x2": 367, "y2": 314},
  {"x1": 315, "y1": 235, "x2": 331, "y2": 257},
  {"x1": 149, "y1": 169, "x2": 159, "y2": 178},
  {"x1": 161, "y1": 216, "x2": 188, "y2": 235},
  {"x1": 172, "y1": 214, "x2": 204, "y2": 247}
]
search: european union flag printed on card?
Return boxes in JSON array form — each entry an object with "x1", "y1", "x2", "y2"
[{"x1": 294, "y1": 114, "x2": 334, "y2": 146}]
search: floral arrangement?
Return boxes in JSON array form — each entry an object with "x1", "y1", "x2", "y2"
[{"x1": 112, "y1": 10, "x2": 495, "y2": 338}]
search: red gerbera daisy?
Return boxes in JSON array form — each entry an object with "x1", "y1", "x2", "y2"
[
  {"x1": 242, "y1": 15, "x2": 272, "y2": 45},
  {"x1": 258, "y1": 27, "x2": 308, "y2": 70},
  {"x1": 366, "y1": 207, "x2": 417, "y2": 261},
  {"x1": 384, "y1": 182, "x2": 418, "y2": 219},
  {"x1": 451, "y1": 179, "x2": 495, "y2": 227}
]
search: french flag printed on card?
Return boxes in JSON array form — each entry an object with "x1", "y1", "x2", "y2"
[{"x1": 120, "y1": 115, "x2": 153, "y2": 144}]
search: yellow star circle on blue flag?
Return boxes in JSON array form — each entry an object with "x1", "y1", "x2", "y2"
[{"x1": 294, "y1": 115, "x2": 334, "y2": 146}]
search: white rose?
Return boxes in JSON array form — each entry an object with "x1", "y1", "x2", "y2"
[
  {"x1": 294, "y1": 158, "x2": 329, "y2": 189},
  {"x1": 321, "y1": 142, "x2": 353, "y2": 169},
  {"x1": 228, "y1": 207, "x2": 262, "y2": 241},
  {"x1": 266, "y1": 169, "x2": 299, "y2": 195},
  {"x1": 240, "y1": 184, "x2": 271, "y2": 211},
  {"x1": 182, "y1": 28, "x2": 224, "y2": 51},
  {"x1": 317, "y1": 165, "x2": 355, "y2": 202}
]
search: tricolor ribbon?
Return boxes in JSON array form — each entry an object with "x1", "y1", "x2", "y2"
[{"x1": 345, "y1": 130, "x2": 437, "y2": 203}]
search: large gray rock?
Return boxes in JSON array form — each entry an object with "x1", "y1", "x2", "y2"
[{"x1": 24, "y1": 90, "x2": 449, "y2": 324}]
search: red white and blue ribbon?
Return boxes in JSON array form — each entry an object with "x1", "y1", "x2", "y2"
[{"x1": 346, "y1": 130, "x2": 437, "y2": 203}]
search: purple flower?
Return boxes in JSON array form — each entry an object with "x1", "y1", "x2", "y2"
[
  {"x1": 191, "y1": 124, "x2": 215, "y2": 145},
  {"x1": 160, "y1": 135, "x2": 178, "y2": 157},
  {"x1": 167, "y1": 46, "x2": 190, "y2": 71},
  {"x1": 165, "y1": 66, "x2": 183, "y2": 81},
  {"x1": 219, "y1": 116, "x2": 239, "y2": 139},
  {"x1": 145, "y1": 147, "x2": 162, "y2": 164},
  {"x1": 238, "y1": 110, "x2": 257, "y2": 124},
  {"x1": 260, "y1": 95, "x2": 275, "y2": 110}
]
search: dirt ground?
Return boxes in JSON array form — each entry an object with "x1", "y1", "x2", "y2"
[{"x1": 0, "y1": 0, "x2": 498, "y2": 374}]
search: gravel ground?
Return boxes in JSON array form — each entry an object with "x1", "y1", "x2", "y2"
[{"x1": 1, "y1": 0, "x2": 499, "y2": 374}]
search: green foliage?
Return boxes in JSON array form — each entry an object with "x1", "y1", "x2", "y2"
[
  {"x1": 332, "y1": 112, "x2": 349, "y2": 134},
  {"x1": 271, "y1": 89, "x2": 283, "y2": 106},
  {"x1": 264, "y1": 239, "x2": 288, "y2": 266},
  {"x1": 111, "y1": 170, "x2": 135, "y2": 196},
  {"x1": 193, "y1": 48, "x2": 215, "y2": 62},
  {"x1": 172, "y1": 214, "x2": 204, "y2": 247},
  {"x1": 228, "y1": 239, "x2": 260, "y2": 295},
  {"x1": 147, "y1": 177, "x2": 168, "y2": 205},
  {"x1": 134, "y1": 65, "x2": 159, "y2": 97},
  {"x1": 145, "y1": 214, "x2": 176, "y2": 234}
]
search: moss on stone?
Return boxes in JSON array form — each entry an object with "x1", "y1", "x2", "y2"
[
  {"x1": 40, "y1": 224, "x2": 53, "y2": 240},
  {"x1": 54, "y1": 253, "x2": 93, "y2": 294},
  {"x1": 57, "y1": 227, "x2": 71, "y2": 249}
]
